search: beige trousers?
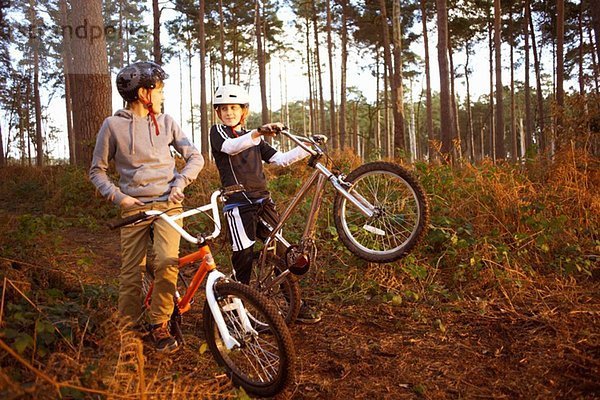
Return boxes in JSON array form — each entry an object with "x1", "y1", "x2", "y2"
[{"x1": 119, "y1": 201, "x2": 182, "y2": 325}]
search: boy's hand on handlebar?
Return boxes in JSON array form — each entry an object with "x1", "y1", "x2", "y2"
[
  {"x1": 169, "y1": 187, "x2": 185, "y2": 203},
  {"x1": 120, "y1": 196, "x2": 144, "y2": 208},
  {"x1": 258, "y1": 122, "x2": 285, "y2": 137}
]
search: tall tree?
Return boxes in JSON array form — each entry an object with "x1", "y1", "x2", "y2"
[
  {"x1": 68, "y1": 0, "x2": 112, "y2": 167},
  {"x1": 28, "y1": 0, "x2": 44, "y2": 166},
  {"x1": 494, "y1": 0, "x2": 505, "y2": 160},
  {"x1": 421, "y1": 0, "x2": 435, "y2": 161},
  {"x1": 529, "y1": 1, "x2": 545, "y2": 152},
  {"x1": 153, "y1": 0, "x2": 162, "y2": 63},
  {"x1": 524, "y1": 0, "x2": 533, "y2": 152},
  {"x1": 340, "y1": 0, "x2": 348, "y2": 148},
  {"x1": 199, "y1": 0, "x2": 208, "y2": 156},
  {"x1": 556, "y1": 0, "x2": 565, "y2": 140},
  {"x1": 326, "y1": 0, "x2": 337, "y2": 142},
  {"x1": 311, "y1": 0, "x2": 326, "y2": 135},
  {"x1": 392, "y1": 0, "x2": 406, "y2": 155},
  {"x1": 436, "y1": 0, "x2": 454, "y2": 159},
  {"x1": 255, "y1": 0, "x2": 269, "y2": 124}
]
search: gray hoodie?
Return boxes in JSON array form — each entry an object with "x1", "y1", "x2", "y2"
[{"x1": 89, "y1": 109, "x2": 204, "y2": 205}]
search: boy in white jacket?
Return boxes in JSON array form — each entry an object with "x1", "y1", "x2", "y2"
[{"x1": 210, "y1": 84, "x2": 321, "y2": 324}]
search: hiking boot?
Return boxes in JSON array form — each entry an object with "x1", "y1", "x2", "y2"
[
  {"x1": 296, "y1": 301, "x2": 322, "y2": 324},
  {"x1": 150, "y1": 321, "x2": 178, "y2": 353}
]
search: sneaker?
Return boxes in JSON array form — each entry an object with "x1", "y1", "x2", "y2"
[
  {"x1": 150, "y1": 321, "x2": 178, "y2": 353},
  {"x1": 296, "y1": 301, "x2": 322, "y2": 324}
]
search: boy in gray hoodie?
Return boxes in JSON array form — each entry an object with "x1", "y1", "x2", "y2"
[{"x1": 90, "y1": 61, "x2": 203, "y2": 352}]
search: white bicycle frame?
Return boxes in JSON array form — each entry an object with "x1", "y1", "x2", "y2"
[{"x1": 142, "y1": 190, "x2": 256, "y2": 350}]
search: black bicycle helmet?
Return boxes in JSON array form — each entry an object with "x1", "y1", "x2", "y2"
[{"x1": 116, "y1": 61, "x2": 168, "y2": 102}]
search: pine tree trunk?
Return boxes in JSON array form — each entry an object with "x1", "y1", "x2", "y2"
[
  {"x1": 488, "y1": 9, "x2": 495, "y2": 158},
  {"x1": 494, "y1": 0, "x2": 505, "y2": 160},
  {"x1": 0, "y1": 125, "x2": 4, "y2": 166},
  {"x1": 591, "y1": 1, "x2": 600, "y2": 67},
  {"x1": 326, "y1": 0, "x2": 336, "y2": 144},
  {"x1": 578, "y1": 2, "x2": 585, "y2": 95},
  {"x1": 448, "y1": 45, "x2": 460, "y2": 158},
  {"x1": 255, "y1": 0, "x2": 269, "y2": 124},
  {"x1": 152, "y1": 0, "x2": 161, "y2": 64},
  {"x1": 465, "y1": 44, "x2": 475, "y2": 162},
  {"x1": 340, "y1": 0, "x2": 348, "y2": 148},
  {"x1": 587, "y1": 23, "x2": 600, "y2": 94},
  {"x1": 199, "y1": 0, "x2": 208, "y2": 156},
  {"x1": 421, "y1": 0, "x2": 435, "y2": 161},
  {"x1": 218, "y1": 0, "x2": 226, "y2": 84},
  {"x1": 69, "y1": 0, "x2": 112, "y2": 168},
  {"x1": 187, "y1": 41, "x2": 195, "y2": 143},
  {"x1": 28, "y1": 0, "x2": 43, "y2": 166},
  {"x1": 556, "y1": 0, "x2": 565, "y2": 142},
  {"x1": 510, "y1": 5, "x2": 517, "y2": 161},
  {"x1": 392, "y1": 0, "x2": 405, "y2": 155},
  {"x1": 524, "y1": 0, "x2": 533, "y2": 152},
  {"x1": 436, "y1": 0, "x2": 454, "y2": 160},
  {"x1": 311, "y1": 0, "x2": 326, "y2": 134},
  {"x1": 60, "y1": 0, "x2": 75, "y2": 164},
  {"x1": 529, "y1": 2, "x2": 545, "y2": 152},
  {"x1": 305, "y1": 18, "x2": 316, "y2": 135}
]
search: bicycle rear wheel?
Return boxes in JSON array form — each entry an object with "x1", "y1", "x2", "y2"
[
  {"x1": 203, "y1": 279, "x2": 296, "y2": 397},
  {"x1": 251, "y1": 254, "x2": 301, "y2": 325},
  {"x1": 333, "y1": 161, "x2": 429, "y2": 263}
]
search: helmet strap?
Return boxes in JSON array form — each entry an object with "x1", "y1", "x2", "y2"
[{"x1": 140, "y1": 88, "x2": 160, "y2": 136}]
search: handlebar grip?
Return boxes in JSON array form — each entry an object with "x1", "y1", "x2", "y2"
[{"x1": 108, "y1": 212, "x2": 148, "y2": 230}]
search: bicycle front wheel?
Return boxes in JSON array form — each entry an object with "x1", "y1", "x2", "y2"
[
  {"x1": 333, "y1": 161, "x2": 430, "y2": 263},
  {"x1": 203, "y1": 279, "x2": 296, "y2": 397}
]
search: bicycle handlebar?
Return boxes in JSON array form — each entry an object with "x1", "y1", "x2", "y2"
[{"x1": 107, "y1": 190, "x2": 223, "y2": 244}]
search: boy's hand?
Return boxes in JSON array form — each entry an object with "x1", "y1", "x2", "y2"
[
  {"x1": 169, "y1": 187, "x2": 185, "y2": 203},
  {"x1": 258, "y1": 123, "x2": 285, "y2": 137},
  {"x1": 120, "y1": 196, "x2": 144, "y2": 208}
]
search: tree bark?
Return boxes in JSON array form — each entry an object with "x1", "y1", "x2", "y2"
[
  {"x1": 392, "y1": 0, "x2": 405, "y2": 155},
  {"x1": 529, "y1": 1, "x2": 545, "y2": 152},
  {"x1": 60, "y1": 0, "x2": 76, "y2": 164},
  {"x1": 187, "y1": 38, "x2": 195, "y2": 143},
  {"x1": 311, "y1": 0, "x2": 326, "y2": 134},
  {"x1": 29, "y1": 0, "x2": 43, "y2": 166},
  {"x1": 448, "y1": 44, "x2": 460, "y2": 158},
  {"x1": 69, "y1": 0, "x2": 112, "y2": 168},
  {"x1": 510, "y1": 4, "x2": 517, "y2": 161},
  {"x1": 578, "y1": 1, "x2": 585, "y2": 95},
  {"x1": 556, "y1": 0, "x2": 564, "y2": 140},
  {"x1": 494, "y1": 0, "x2": 505, "y2": 160},
  {"x1": 421, "y1": 0, "x2": 435, "y2": 161},
  {"x1": 305, "y1": 18, "x2": 316, "y2": 135},
  {"x1": 199, "y1": 0, "x2": 208, "y2": 156},
  {"x1": 590, "y1": 0, "x2": 600, "y2": 67},
  {"x1": 326, "y1": 0, "x2": 336, "y2": 143},
  {"x1": 524, "y1": 0, "x2": 532, "y2": 152},
  {"x1": 340, "y1": 0, "x2": 348, "y2": 148},
  {"x1": 465, "y1": 43, "x2": 475, "y2": 161},
  {"x1": 255, "y1": 0, "x2": 269, "y2": 124},
  {"x1": 436, "y1": 0, "x2": 454, "y2": 160},
  {"x1": 488, "y1": 8, "x2": 495, "y2": 158},
  {"x1": 152, "y1": 0, "x2": 161, "y2": 64},
  {"x1": 218, "y1": 0, "x2": 226, "y2": 84}
]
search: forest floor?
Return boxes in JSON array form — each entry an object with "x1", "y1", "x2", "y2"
[
  {"x1": 0, "y1": 161, "x2": 599, "y2": 399},
  {"x1": 1, "y1": 221, "x2": 597, "y2": 400}
]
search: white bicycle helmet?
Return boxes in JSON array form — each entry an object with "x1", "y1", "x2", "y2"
[{"x1": 213, "y1": 84, "x2": 250, "y2": 108}]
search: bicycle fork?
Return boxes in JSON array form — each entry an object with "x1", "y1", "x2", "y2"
[{"x1": 205, "y1": 271, "x2": 258, "y2": 350}]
